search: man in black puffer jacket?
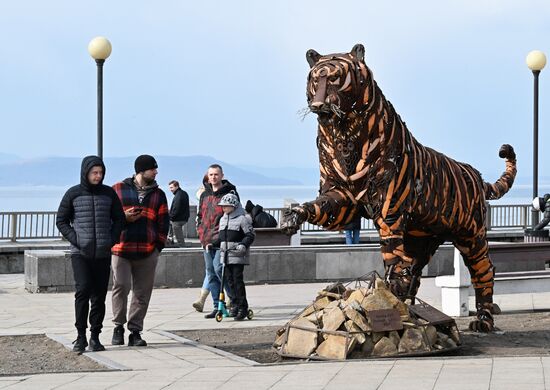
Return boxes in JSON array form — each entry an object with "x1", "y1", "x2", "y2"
[{"x1": 56, "y1": 156, "x2": 125, "y2": 353}]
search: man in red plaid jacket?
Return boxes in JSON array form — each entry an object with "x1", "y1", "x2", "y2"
[{"x1": 110, "y1": 154, "x2": 169, "y2": 347}]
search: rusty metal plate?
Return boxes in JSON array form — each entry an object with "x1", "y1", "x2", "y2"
[
  {"x1": 409, "y1": 302, "x2": 454, "y2": 325},
  {"x1": 367, "y1": 309, "x2": 403, "y2": 332}
]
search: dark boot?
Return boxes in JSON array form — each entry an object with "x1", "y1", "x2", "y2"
[
  {"x1": 204, "y1": 309, "x2": 218, "y2": 319},
  {"x1": 128, "y1": 331, "x2": 147, "y2": 347},
  {"x1": 72, "y1": 333, "x2": 88, "y2": 353},
  {"x1": 234, "y1": 308, "x2": 248, "y2": 321},
  {"x1": 228, "y1": 306, "x2": 238, "y2": 318},
  {"x1": 89, "y1": 333, "x2": 105, "y2": 352},
  {"x1": 111, "y1": 325, "x2": 125, "y2": 346}
]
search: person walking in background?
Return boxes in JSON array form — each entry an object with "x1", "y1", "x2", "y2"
[
  {"x1": 111, "y1": 155, "x2": 169, "y2": 347},
  {"x1": 196, "y1": 164, "x2": 238, "y2": 318},
  {"x1": 213, "y1": 193, "x2": 255, "y2": 320},
  {"x1": 168, "y1": 180, "x2": 190, "y2": 247},
  {"x1": 344, "y1": 214, "x2": 362, "y2": 245},
  {"x1": 56, "y1": 156, "x2": 125, "y2": 353}
]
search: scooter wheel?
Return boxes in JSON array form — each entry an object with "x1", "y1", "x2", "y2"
[
  {"x1": 247, "y1": 309, "x2": 254, "y2": 320},
  {"x1": 215, "y1": 312, "x2": 223, "y2": 322}
]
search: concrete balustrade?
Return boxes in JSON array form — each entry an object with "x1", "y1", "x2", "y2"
[
  {"x1": 24, "y1": 245, "x2": 455, "y2": 293},
  {"x1": 24, "y1": 241, "x2": 550, "y2": 295}
]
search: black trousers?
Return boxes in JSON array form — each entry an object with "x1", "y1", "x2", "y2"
[
  {"x1": 71, "y1": 254, "x2": 111, "y2": 335},
  {"x1": 226, "y1": 264, "x2": 248, "y2": 310}
]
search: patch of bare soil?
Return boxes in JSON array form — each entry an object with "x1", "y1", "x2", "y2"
[
  {"x1": 0, "y1": 334, "x2": 108, "y2": 376},
  {"x1": 174, "y1": 312, "x2": 550, "y2": 363},
  {"x1": 174, "y1": 326, "x2": 282, "y2": 364},
  {"x1": 454, "y1": 312, "x2": 550, "y2": 357}
]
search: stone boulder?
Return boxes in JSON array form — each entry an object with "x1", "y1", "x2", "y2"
[
  {"x1": 322, "y1": 307, "x2": 346, "y2": 332},
  {"x1": 284, "y1": 318, "x2": 318, "y2": 356},
  {"x1": 316, "y1": 334, "x2": 356, "y2": 359},
  {"x1": 373, "y1": 337, "x2": 398, "y2": 356},
  {"x1": 398, "y1": 328, "x2": 428, "y2": 353}
]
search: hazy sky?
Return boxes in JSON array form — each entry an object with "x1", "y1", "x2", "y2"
[{"x1": 2, "y1": 0, "x2": 550, "y2": 179}]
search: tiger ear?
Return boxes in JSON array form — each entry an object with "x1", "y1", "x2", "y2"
[
  {"x1": 306, "y1": 49, "x2": 322, "y2": 68},
  {"x1": 350, "y1": 44, "x2": 365, "y2": 62}
]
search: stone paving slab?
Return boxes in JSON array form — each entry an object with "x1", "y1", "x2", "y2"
[{"x1": 2, "y1": 274, "x2": 550, "y2": 389}]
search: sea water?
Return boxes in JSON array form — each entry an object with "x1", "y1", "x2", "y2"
[
  {"x1": 0, "y1": 185, "x2": 319, "y2": 211},
  {"x1": 0, "y1": 183, "x2": 545, "y2": 212}
]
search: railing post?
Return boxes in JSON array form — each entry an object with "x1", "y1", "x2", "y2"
[
  {"x1": 10, "y1": 213, "x2": 17, "y2": 242},
  {"x1": 485, "y1": 202, "x2": 491, "y2": 229}
]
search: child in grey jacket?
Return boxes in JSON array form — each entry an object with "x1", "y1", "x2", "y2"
[{"x1": 214, "y1": 192, "x2": 255, "y2": 320}]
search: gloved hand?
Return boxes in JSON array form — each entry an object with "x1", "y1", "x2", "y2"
[{"x1": 234, "y1": 244, "x2": 247, "y2": 255}]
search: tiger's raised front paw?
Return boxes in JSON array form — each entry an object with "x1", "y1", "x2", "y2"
[{"x1": 280, "y1": 208, "x2": 305, "y2": 235}]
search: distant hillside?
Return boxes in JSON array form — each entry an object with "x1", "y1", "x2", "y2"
[
  {"x1": 240, "y1": 164, "x2": 319, "y2": 185},
  {"x1": 0, "y1": 155, "x2": 308, "y2": 186}
]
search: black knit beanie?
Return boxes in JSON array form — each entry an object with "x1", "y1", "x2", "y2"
[{"x1": 134, "y1": 155, "x2": 158, "y2": 173}]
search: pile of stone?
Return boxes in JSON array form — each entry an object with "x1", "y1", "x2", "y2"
[{"x1": 274, "y1": 273, "x2": 461, "y2": 360}]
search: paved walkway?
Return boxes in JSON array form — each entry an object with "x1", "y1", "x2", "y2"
[{"x1": 1, "y1": 273, "x2": 550, "y2": 389}]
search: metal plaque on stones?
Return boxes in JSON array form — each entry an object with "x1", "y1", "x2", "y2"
[
  {"x1": 367, "y1": 309, "x2": 403, "y2": 332},
  {"x1": 409, "y1": 302, "x2": 453, "y2": 325}
]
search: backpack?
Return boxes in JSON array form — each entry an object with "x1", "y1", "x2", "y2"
[{"x1": 245, "y1": 200, "x2": 278, "y2": 228}]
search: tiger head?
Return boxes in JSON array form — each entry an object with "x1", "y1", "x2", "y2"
[{"x1": 306, "y1": 44, "x2": 372, "y2": 123}]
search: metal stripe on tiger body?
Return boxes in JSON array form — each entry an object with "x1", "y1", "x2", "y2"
[{"x1": 282, "y1": 44, "x2": 517, "y2": 332}]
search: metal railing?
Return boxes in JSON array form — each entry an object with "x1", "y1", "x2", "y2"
[
  {"x1": 0, "y1": 204, "x2": 541, "y2": 241},
  {"x1": 0, "y1": 212, "x2": 60, "y2": 241},
  {"x1": 262, "y1": 207, "x2": 376, "y2": 232},
  {"x1": 265, "y1": 204, "x2": 538, "y2": 233},
  {"x1": 486, "y1": 204, "x2": 533, "y2": 229}
]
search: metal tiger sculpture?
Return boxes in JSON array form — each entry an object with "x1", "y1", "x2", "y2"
[{"x1": 281, "y1": 44, "x2": 517, "y2": 332}]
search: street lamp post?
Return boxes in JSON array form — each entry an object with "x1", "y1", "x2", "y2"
[
  {"x1": 88, "y1": 37, "x2": 112, "y2": 160},
  {"x1": 526, "y1": 50, "x2": 547, "y2": 227}
]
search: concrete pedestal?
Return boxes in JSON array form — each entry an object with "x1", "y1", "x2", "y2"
[
  {"x1": 435, "y1": 248, "x2": 471, "y2": 317},
  {"x1": 440, "y1": 286, "x2": 469, "y2": 316}
]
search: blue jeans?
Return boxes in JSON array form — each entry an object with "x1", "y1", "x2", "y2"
[
  {"x1": 345, "y1": 229, "x2": 360, "y2": 244},
  {"x1": 201, "y1": 275, "x2": 209, "y2": 290},
  {"x1": 203, "y1": 248, "x2": 233, "y2": 309}
]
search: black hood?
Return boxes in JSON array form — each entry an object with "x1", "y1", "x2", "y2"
[
  {"x1": 80, "y1": 155, "x2": 105, "y2": 191},
  {"x1": 203, "y1": 179, "x2": 237, "y2": 197},
  {"x1": 245, "y1": 200, "x2": 264, "y2": 218},
  {"x1": 245, "y1": 200, "x2": 255, "y2": 213}
]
